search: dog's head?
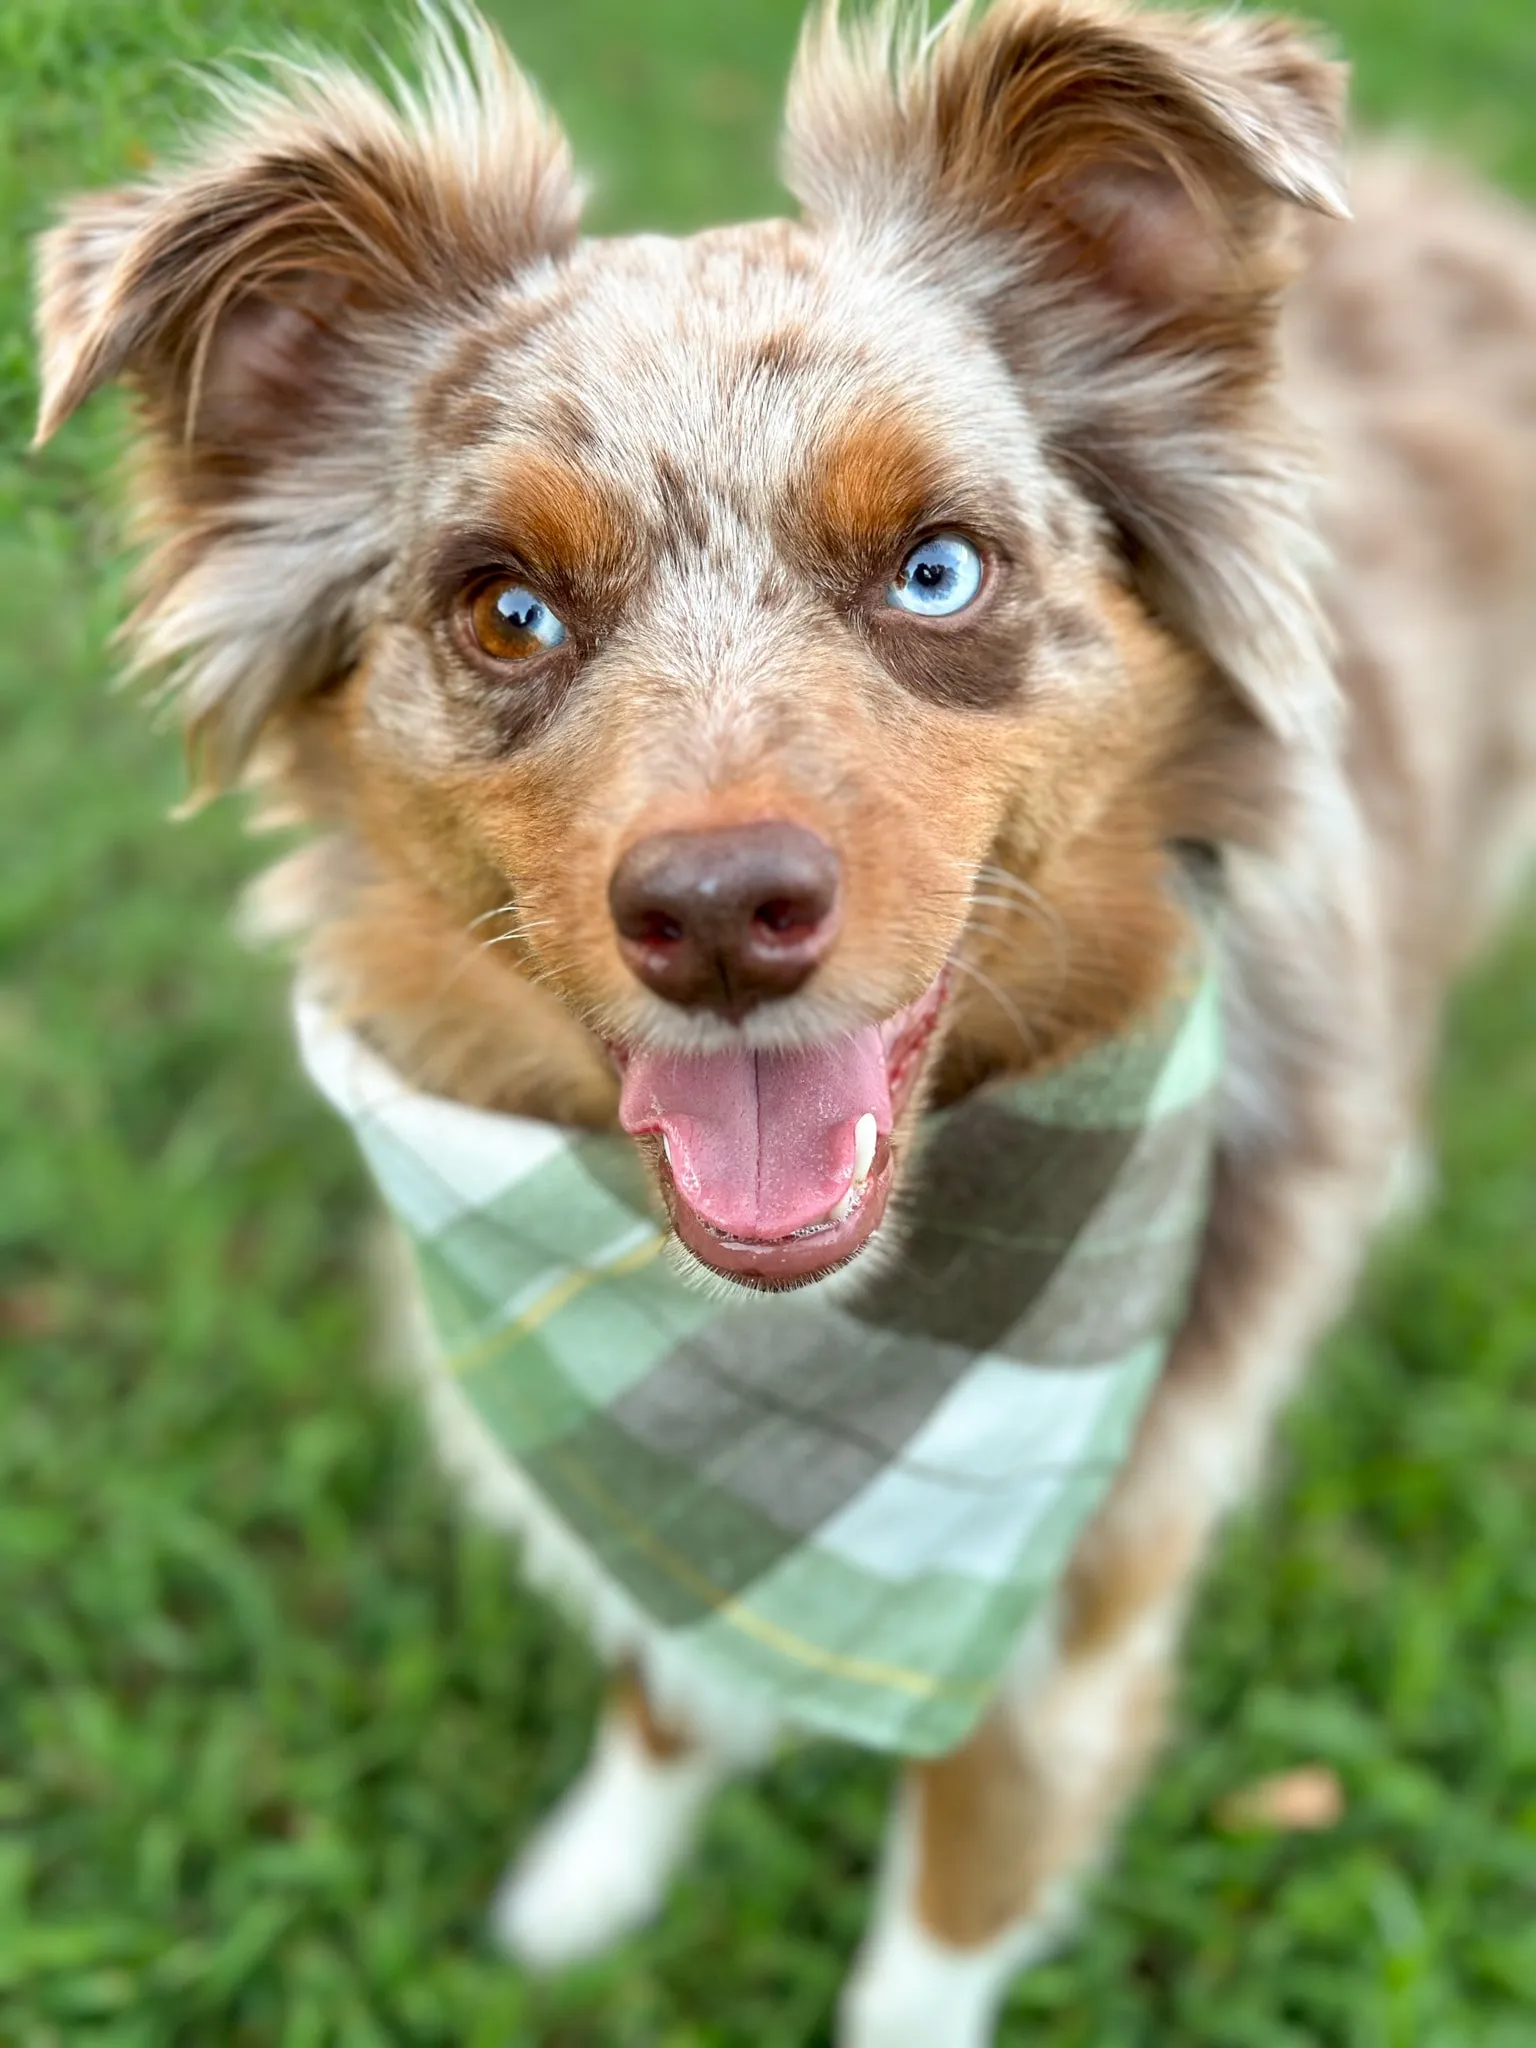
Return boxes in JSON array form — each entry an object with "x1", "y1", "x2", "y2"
[{"x1": 33, "y1": 2, "x2": 1346, "y2": 1287}]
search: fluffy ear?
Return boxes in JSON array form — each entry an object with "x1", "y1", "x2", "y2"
[
  {"x1": 34, "y1": 9, "x2": 577, "y2": 446},
  {"x1": 32, "y1": 6, "x2": 578, "y2": 788},
  {"x1": 784, "y1": 0, "x2": 1350, "y2": 744}
]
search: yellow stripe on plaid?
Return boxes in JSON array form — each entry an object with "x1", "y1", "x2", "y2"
[
  {"x1": 445, "y1": 1229, "x2": 668, "y2": 1380},
  {"x1": 547, "y1": 1445, "x2": 992, "y2": 1705}
]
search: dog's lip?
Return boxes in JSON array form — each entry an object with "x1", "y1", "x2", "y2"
[{"x1": 610, "y1": 971, "x2": 950, "y2": 1290}]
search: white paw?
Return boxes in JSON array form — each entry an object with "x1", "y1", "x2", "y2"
[
  {"x1": 839, "y1": 1903, "x2": 1064, "y2": 2048},
  {"x1": 491, "y1": 1808, "x2": 665, "y2": 1970},
  {"x1": 490, "y1": 1715, "x2": 726, "y2": 1972},
  {"x1": 839, "y1": 1934, "x2": 996, "y2": 2048}
]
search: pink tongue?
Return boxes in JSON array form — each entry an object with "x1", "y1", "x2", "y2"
[{"x1": 619, "y1": 1030, "x2": 891, "y2": 1239}]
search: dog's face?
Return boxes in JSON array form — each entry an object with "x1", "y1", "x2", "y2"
[
  {"x1": 338, "y1": 230, "x2": 1196, "y2": 1285},
  {"x1": 33, "y1": 2, "x2": 1346, "y2": 1287}
]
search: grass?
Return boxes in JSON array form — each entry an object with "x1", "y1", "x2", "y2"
[{"x1": 2, "y1": 1, "x2": 1535, "y2": 2042}]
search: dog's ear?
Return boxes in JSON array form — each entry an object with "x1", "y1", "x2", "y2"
[
  {"x1": 784, "y1": 1, "x2": 1350, "y2": 744},
  {"x1": 32, "y1": 9, "x2": 578, "y2": 789},
  {"x1": 785, "y1": 0, "x2": 1346, "y2": 316},
  {"x1": 34, "y1": 14, "x2": 577, "y2": 447}
]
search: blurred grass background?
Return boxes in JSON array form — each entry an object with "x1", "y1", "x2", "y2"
[{"x1": 3, "y1": 2, "x2": 1535, "y2": 2043}]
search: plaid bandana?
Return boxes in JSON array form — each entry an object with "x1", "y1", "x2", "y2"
[{"x1": 295, "y1": 921, "x2": 1220, "y2": 1757}]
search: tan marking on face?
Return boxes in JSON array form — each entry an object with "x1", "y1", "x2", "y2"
[
  {"x1": 487, "y1": 449, "x2": 639, "y2": 598},
  {"x1": 292, "y1": 855, "x2": 617, "y2": 1128},
  {"x1": 798, "y1": 408, "x2": 942, "y2": 579}
]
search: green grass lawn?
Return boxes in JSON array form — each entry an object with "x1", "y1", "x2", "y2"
[{"x1": 3, "y1": 2, "x2": 1535, "y2": 2042}]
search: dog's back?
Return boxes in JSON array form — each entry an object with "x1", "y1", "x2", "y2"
[{"x1": 1295, "y1": 152, "x2": 1536, "y2": 1018}]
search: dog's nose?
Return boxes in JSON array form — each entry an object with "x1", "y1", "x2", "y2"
[{"x1": 609, "y1": 821, "x2": 841, "y2": 1018}]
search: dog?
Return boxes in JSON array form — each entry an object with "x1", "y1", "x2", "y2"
[{"x1": 32, "y1": 2, "x2": 1536, "y2": 2041}]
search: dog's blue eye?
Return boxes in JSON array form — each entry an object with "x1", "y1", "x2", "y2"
[
  {"x1": 467, "y1": 578, "x2": 567, "y2": 661},
  {"x1": 886, "y1": 533, "x2": 984, "y2": 618}
]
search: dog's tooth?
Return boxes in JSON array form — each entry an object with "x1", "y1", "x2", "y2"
[
  {"x1": 827, "y1": 1115, "x2": 879, "y2": 1228},
  {"x1": 662, "y1": 1134, "x2": 673, "y2": 1168}
]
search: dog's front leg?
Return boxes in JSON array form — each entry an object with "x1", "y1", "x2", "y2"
[
  {"x1": 837, "y1": 1580, "x2": 1182, "y2": 2048},
  {"x1": 491, "y1": 1667, "x2": 739, "y2": 1971},
  {"x1": 839, "y1": 1153, "x2": 1381, "y2": 2048}
]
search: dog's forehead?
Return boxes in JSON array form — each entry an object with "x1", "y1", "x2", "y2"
[{"x1": 426, "y1": 220, "x2": 1046, "y2": 514}]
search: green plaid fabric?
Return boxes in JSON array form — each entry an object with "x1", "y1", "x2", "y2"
[{"x1": 295, "y1": 924, "x2": 1220, "y2": 1757}]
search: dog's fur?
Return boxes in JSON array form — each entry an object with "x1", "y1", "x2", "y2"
[{"x1": 33, "y1": 2, "x2": 1536, "y2": 2039}]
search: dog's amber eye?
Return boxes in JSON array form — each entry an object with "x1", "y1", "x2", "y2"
[{"x1": 465, "y1": 577, "x2": 567, "y2": 662}]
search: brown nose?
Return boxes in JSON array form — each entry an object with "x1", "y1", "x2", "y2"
[{"x1": 609, "y1": 821, "x2": 841, "y2": 1019}]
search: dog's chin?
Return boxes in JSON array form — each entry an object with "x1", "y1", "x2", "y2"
[{"x1": 615, "y1": 972, "x2": 950, "y2": 1293}]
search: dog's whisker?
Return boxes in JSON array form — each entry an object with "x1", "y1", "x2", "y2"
[
  {"x1": 964, "y1": 865, "x2": 1073, "y2": 991},
  {"x1": 947, "y1": 954, "x2": 1046, "y2": 1062},
  {"x1": 466, "y1": 899, "x2": 521, "y2": 933},
  {"x1": 965, "y1": 892, "x2": 1049, "y2": 922},
  {"x1": 974, "y1": 863, "x2": 1066, "y2": 932},
  {"x1": 479, "y1": 917, "x2": 556, "y2": 952}
]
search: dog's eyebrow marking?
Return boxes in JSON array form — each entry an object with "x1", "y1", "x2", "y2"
[
  {"x1": 470, "y1": 449, "x2": 642, "y2": 603},
  {"x1": 794, "y1": 409, "x2": 947, "y2": 586}
]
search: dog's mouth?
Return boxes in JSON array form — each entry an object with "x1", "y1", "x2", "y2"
[{"x1": 613, "y1": 974, "x2": 950, "y2": 1288}]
